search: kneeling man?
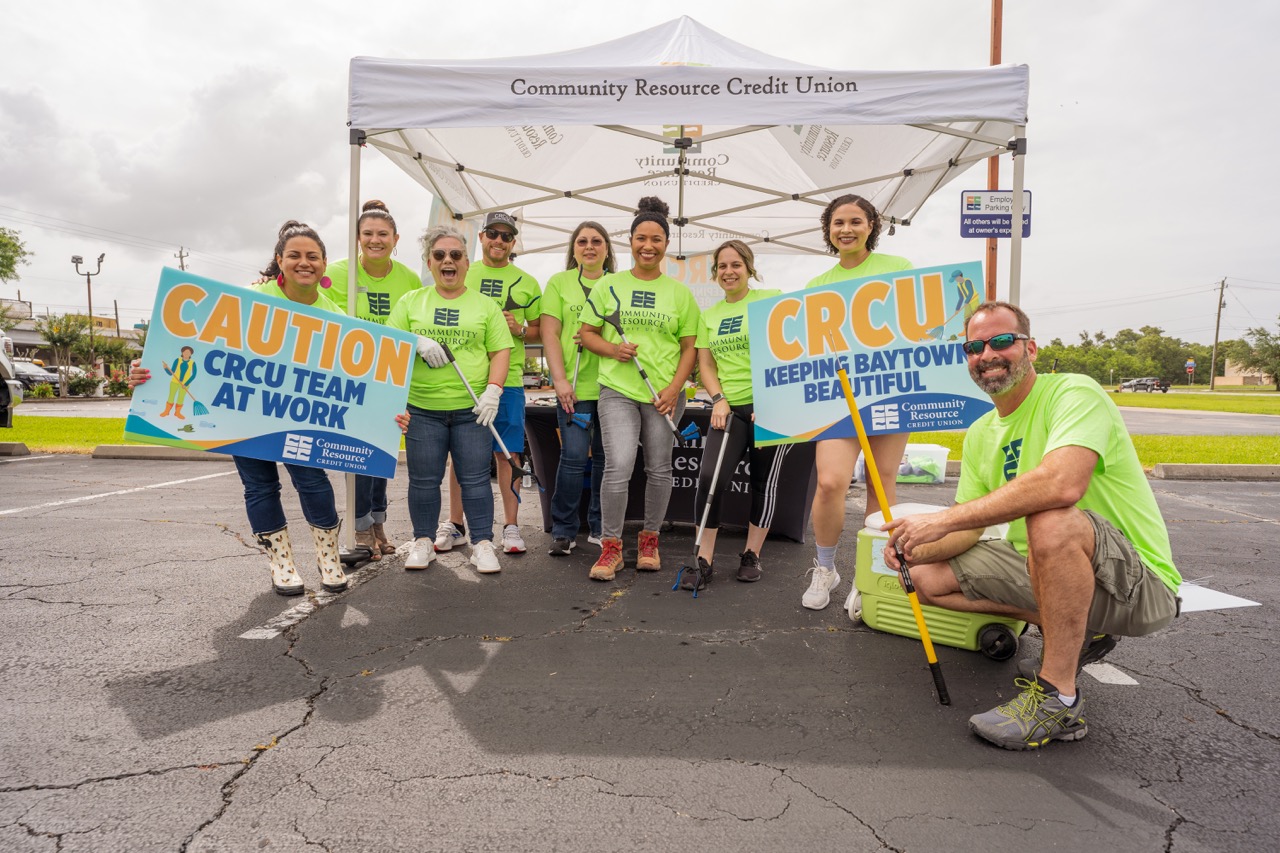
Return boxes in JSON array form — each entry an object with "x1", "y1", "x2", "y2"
[{"x1": 884, "y1": 301, "x2": 1180, "y2": 750}]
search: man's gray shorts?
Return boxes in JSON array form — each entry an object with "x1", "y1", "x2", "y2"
[{"x1": 949, "y1": 510, "x2": 1178, "y2": 636}]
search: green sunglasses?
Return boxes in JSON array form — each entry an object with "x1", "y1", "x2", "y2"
[{"x1": 962, "y1": 333, "x2": 1030, "y2": 356}]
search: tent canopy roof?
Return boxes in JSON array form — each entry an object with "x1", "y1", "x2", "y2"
[{"x1": 348, "y1": 17, "x2": 1029, "y2": 258}]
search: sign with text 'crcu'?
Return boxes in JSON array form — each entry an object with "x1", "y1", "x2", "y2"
[
  {"x1": 747, "y1": 262, "x2": 994, "y2": 447},
  {"x1": 125, "y1": 268, "x2": 415, "y2": 477}
]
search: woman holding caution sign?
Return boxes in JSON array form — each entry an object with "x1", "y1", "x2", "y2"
[
  {"x1": 129, "y1": 221, "x2": 409, "y2": 597},
  {"x1": 802, "y1": 194, "x2": 913, "y2": 611}
]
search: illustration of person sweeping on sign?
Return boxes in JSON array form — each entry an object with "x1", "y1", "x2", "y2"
[
  {"x1": 925, "y1": 269, "x2": 984, "y2": 341},
  {"x1": 160, "y1": 346, "x2": 198, "y2": 419}
]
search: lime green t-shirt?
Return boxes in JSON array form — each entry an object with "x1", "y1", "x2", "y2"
[
  {"x1": 955, "y1": 373, "x2": 1180, "y2": 594},
  {"x1": 464, "y1": 262, "x2": 541, "y2": 388},
  {"x1": 695, "y1": 288, "x2": 782, "y2": 406},
  {"x1": 804, "y1": 253, "x2": 913, "y2": 288},
  {"x1": 324, "y1": 258, "x2": 421, "y2": 324},
  {"x1": 249, "y1": 281, "x2": 344, "y2": 314},
  {"x1": 387, "y1": 286, "x2": 512, "y2": 411},
  {"x1": 541, "y1": 269, "x2": 604, "y2": 402},
  {"x1": 580, "y1": 270, "x2": 701, "y2": 404}
]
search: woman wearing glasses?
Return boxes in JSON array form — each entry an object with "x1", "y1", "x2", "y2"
[
  {"x1": 540, "y1": 221, "x2": 615, "y2": 559},
  {"x1": 325, "y1": 200, "x2": 422, "y2": 561},
  {"x1": 387, "y1": 226, "x2": 512, "y2": 575},
  {"x1": 579, "y1": 197, "x2": 700, "y2": 582},
  {"x1": 801, "y1": 194, "x2": 913, "y2": 611}
]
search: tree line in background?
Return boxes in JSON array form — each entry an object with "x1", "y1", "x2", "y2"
[{"x1": 1036, "y1": 322, "x2": 1280, "y2": 391}]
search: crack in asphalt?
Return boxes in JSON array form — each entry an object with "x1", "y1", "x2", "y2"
[
  {"x1": 179, "y1": 627, "x2": 328, "y2": 852},
  {"x1": 0, "y1": 763, "x2": 240, "y2": 795},
  {"x1": 1134, "y1": 667, "x2": 1279, "y2": 743}
]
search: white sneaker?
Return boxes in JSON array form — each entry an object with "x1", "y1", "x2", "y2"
[
  {"x1": 434, "y1": 521, "x2": 463, "y2": 552},
  {"x1": 587, "y1": 534, "x2": 603, "y2": 547},
  {"x1": 470, "y1": 539, "x2": 502, "y2": 574},
  {"x1": 802, "y1": 561, "x2": 841, "y2": 610},
  {"x1": 405, "y1": 537, "x2": 436, "y2": 570},
  {"x1": 501, "y1": 524, "x2": 526, "y2": 554}
]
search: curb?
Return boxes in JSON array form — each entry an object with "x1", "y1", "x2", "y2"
[
  {"x1": 91, "y1": 445, "x2": 410, "y2": 465},
  {"x1": 1152, "y1": 463, "x2": 1280, "y2": 481},
  {"x1": 0, "y1": 442, "x2": 31, "y2": 457}
]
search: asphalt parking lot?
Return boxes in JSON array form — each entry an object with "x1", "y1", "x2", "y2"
[{"x1": 1, "y1": 454, "x2": 1276, "y2": 852}]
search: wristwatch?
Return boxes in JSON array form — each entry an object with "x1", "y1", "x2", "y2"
[
  {"x1": 515, "y1": 326, "x2": 527, "y2": 340},
  {"x1": 710, "y1": 393, "x2": 726, "y2": 404}
]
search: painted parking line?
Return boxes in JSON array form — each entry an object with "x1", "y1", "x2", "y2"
[
  {"x1": 1083, "y1": 663, "x2": 1139, "y2": 685},
  {"x1": 0, "y1": 455, "x2": 57, "y2": 463},
  {"x1": 0, "y1": 471, "x2": 237, "y2": 516}
]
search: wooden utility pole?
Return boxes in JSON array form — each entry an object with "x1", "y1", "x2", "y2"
[
  {"x1": 985, "y1": 0, "x2": 1003, "y2": 301},
  {"x1": 174, "y1": 247, "x2": 188, "y2": 271},
  {"x1": 1209, "y1": 278, "x2": 1227, "y2": 392}
]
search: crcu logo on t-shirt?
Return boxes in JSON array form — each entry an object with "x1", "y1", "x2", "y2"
[
  {"x1": 367, "y1": 293, "x2": 391, "y2": 316},
  {"x1": 479, "y1": 279, "x2": 504, "y2": 299},
  {"x1": 717, "y1": 316, "x2": 743, "y2": 335},
  {"x1": 283, "y1": 434, "x2": 313, "y2": 461},
  {"x1": 631, "y1": 291, "x2": 656, "y2": 309},
  {"x1": 1002, "y1": 438, "x2": 1023, "y2": 481},
  {"x1": 433, "y1": 308, "x2": 460, "y2": 327}
]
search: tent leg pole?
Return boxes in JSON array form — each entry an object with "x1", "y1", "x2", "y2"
[
  {"x1": 343, "y1": 130, "x2": 364, "y2": 555},
  {"x1": 1008, "y1": 125, "x2": 1026, "y2": 305}
]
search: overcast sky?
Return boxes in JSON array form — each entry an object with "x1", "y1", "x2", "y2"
[{"x1": 3, "y1": 0, "x2": 1277, "y2": 346}]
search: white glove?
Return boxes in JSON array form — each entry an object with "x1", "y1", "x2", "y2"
[
  {"x1": 473, "y1": 383, "x2": 502, "y2": 427},
  {"x1": 416, "y1": 335, "x2": 448, "y2": 368}
]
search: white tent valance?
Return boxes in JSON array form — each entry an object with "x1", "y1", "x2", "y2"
[{"x1": 347, "y1": 16, "x2": 1028, "y2": 270}]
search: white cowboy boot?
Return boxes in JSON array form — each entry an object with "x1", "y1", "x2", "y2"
[
  {"x1": 257, "y1": 527, "x2": 304, "y2": 596},
  {"x1": 311, "y1": 523, "x2": 348, "y2": 592}
]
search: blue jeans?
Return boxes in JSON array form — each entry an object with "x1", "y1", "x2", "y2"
[
  {"x1": 234, "y1": 455, "x2": 337, "y2": 534},
  {"x1": 550, "y1": 400, "x2": 604, "y2": 540},
  {"x1": 404, "y1": 405, "x2": 494, "y2": 543},
  {"x1": 353, "y1": 474, "x2": 388, "y2": 531}
]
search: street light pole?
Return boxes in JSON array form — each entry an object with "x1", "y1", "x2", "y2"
[{"x1": 71, "y1": 253, "x2": 106, "y2": 376}]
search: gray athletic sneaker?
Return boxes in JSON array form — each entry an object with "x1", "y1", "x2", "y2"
[
  {"x1": 969, "y1": 677, "x2": 1088, "y2": 750},
  {"x1": 1017, "y1": 633, "x2": 1119, "y2": 681}
]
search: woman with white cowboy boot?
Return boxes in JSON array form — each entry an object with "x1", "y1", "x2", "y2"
[
  {"x1": 326, "y1": 200, "x2": 422, "y2": 561},
  {"x1": 129, "y1": 221, "x2": 409, "y2": 595}
]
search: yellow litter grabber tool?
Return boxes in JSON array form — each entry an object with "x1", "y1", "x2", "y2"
[{"x1": 835, "y1": 364, "x2": 951, "y2": 706}]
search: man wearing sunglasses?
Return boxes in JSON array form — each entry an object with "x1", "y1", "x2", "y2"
[
  {"x1": 882, "y1": 301, "x2": 1181, "y2": 751},
  {"x1": 439, "y1": 212, "x2": 543, "y2": 557}
]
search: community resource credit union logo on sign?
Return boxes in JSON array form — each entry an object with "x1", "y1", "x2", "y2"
[
  {"x1": 871, "y1": 404, "x2": 900, "y2": 431},
  {"x1": 283, "y1": 433, "x2": 314, "y2": 462}
]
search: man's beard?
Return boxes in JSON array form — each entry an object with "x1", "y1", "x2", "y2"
[{"x1": 970, "y1": 348, "x2": 1032, "y2": 395}]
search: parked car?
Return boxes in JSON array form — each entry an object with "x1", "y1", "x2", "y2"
[
  {"x1": 0, "y1": 332, "x2": 21, "y2": 427},
  {"x1": 12, "y1": 359, "x2": 61, "y2": 395},
  {"x1": 1117, "y1": 376, "x2": 1170, "y2": 393}
]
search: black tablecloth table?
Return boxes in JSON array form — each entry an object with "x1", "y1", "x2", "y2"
[{"x1": 524, "y1": 401, "x2": 816, "y2": 542}]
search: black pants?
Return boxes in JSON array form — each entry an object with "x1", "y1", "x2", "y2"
[{"x1": 694, "y1": 403, "x2": 792, "y2": 532}]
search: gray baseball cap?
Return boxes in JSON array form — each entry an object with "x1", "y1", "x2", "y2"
[{"x1": 482, "y1": 211, "x2": 519, "y2": 235}]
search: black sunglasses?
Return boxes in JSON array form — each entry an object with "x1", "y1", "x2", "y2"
[
  {"x1": 962, "y1": 333, "x2": 1030, "y2": 356},
  {"x1": 483, "y1": 228, "x2": 515, "y2": 243},
  {"x1": 431, "y1": 249, "x2": 465, "y2": 262}
]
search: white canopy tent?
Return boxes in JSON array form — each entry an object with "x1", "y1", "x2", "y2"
[{"x1": 346, "y1": 16, "x2": 1029, "y2": 298}]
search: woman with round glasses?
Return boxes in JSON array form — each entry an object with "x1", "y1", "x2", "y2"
[
  {"x1": 325, "y1": 200, "x2": 422, "y2": 561},
  {"x1": 579, "y1": 197, "x2": 700, "y2": 582},
  {"x1": 801, "y1": 193, "x2": 913, "y2": 611},
  {"x1": 540, "y1": 221, "x2": 615, "y2": 558},
  {"x1": 387, "y1": 226, "x2": 512, "y2": 575}
]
